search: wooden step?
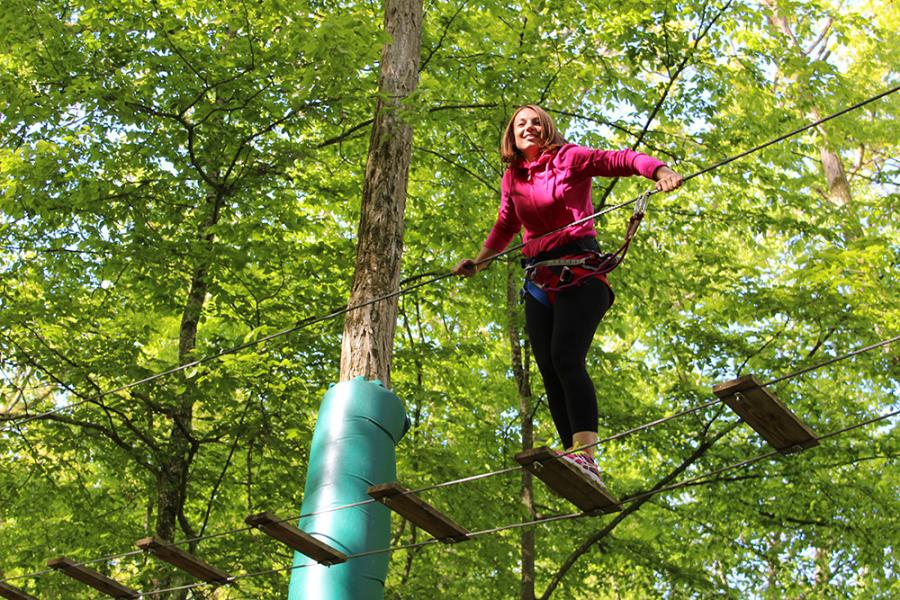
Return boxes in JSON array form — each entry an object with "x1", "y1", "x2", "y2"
[
  {"x1": 245, "y1": 512, "x2": 347, "y2": 565},
  {"x1": 135, "y1": 537, "x2": 232, "y2": 584},
  {"x1": 0, "y1": 581, "x2": 39, "y2": 600},
  {"x1": 713, "y1": 374, "x2": 819, "y2": 454},
  {"x1": 368, "y1": 482, "x2": 469, "y2": 543},
  {"x1": 47, "y1": 557, "x2": 139, "y2": 599},
  {"x1": 515, "y1": 447, "x2": 622, "y2": 514}
]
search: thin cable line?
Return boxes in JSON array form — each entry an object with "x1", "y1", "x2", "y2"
[
  {"x1": 0, "y1": 568, "x2": 53, "y2": 583},
  {"x1": 760, "y1": 335, "x2": 900, "y2": 388},
  {"x1": 679, "y1": 84, "x2": 899, "y2": 185},
  {"x1": 408, "y1": 396, "x2": 727, "y2": 499},
  {"x1": 476, "y1": 83, "x2": 900, "y2": 264},
  {"x1": 0, "y1": 397, "x2": 724, "y2": 587},
  {"x1": 2, "y1": 332, "x2": 895, "y2": 586},
  {"x1": 619, "y1": 406, "x2": 900, "y2": 505},
  {"x1": 3, "y1": 84, "x2": 895, "y2": 433},
  {"x1": 133, "y1": 406, "x2": 898, "y2": 598},
  {"x1": 324, "y1": 406, "x2": 900, "y2": 562}
]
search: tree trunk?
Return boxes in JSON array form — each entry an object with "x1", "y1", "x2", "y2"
[
  {"x1": 765, "y1": 3, "x2": 852, "y2": 206},
  {"x1": 339, "y1": 0, "x2": 423, "y2": 385},
  {"x1": 813, "y1": 546, "x2": 831, "y2": 590},
  {"x1": 506, "y1": 262, "x2": 536, "y2": 600},
  {"x1": 154, "y1": 189, "x2": 224, "y2": 596},
  {"x1": 818, "y1": 142, "x2": 852, "y2": 206}
]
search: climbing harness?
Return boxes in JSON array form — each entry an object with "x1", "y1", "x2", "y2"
[{"x1": 522, "y1": 190, "x2": 654, "y2": 305}]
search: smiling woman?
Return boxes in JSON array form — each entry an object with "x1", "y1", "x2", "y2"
[
  {"x1": 453, "y1": 104, "x2": 682, "y2": 484},
  {"x1": 505, "y1": 105, "x2": 566, "y2": 163}
]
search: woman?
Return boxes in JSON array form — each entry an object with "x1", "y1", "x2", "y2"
[{"x1": 453, "y1": 105, "x2": 682, "y2": 484}]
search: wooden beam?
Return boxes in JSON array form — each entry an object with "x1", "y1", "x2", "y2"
[
  {"x1": 368, "y1": 483, "x2": 470, "y2": 543},
  {"x1": 135, "y1": 537, "x2": 232, "y2": 584},
  {"x1": 47, "y1": 557, "x2": 139, "y2": 599},
  {"x1": 0, "y1": 581, "x2": 39, "y2": 600},
  {"x1": 515, "y1": 447, "x2": 622, "y2": 514},
  {"x1": 245, "y1": 512, "x2": 347, "y2": 565},
  {"x1": 713, "y1": 374, "x2": 819, "y2": 454}
]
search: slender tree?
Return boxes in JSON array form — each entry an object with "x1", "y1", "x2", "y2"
[
  {"x1": 764, "y1": 0, "x2": 853, "y2": 207},
  {"x1": 340, "y1": 0, "x2": 424, "y2": 384}
]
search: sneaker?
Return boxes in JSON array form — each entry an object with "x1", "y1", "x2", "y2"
[{"x1": 560, "y1": 450, "x2": 606, "y2": 487}]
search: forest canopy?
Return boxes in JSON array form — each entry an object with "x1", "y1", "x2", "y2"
[{"x1": 1, "y1": 0, "x2": 897, "y2": 598}]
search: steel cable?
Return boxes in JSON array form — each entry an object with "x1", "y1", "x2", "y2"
[
  {"x1": 2, "y1": 84, "x2": 896, "y2": 433},
  {"x1": 2, "y1": 333, "x2": 894, "y2": 588}
]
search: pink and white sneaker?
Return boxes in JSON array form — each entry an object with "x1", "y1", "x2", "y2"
[{"x1": 559, "y1": 450, "x2": 606, "y2": 487}]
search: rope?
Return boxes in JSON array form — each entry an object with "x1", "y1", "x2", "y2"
[
  {"x1": 2, "y1": 333, "x2": 894, "y2": 587},
  {"x1": 760, "y1": 335, "x2": 899, "y2": 387},
  {"x1": 0, "y1": 396, "x2": 707, "y2": 586},
  {"x1": 483, "y1": 83, "x2": 900, "y2": 264},
  {"x1": 2, "y1": 84, "x2": 896, "y2": 433},
  {"x1": 127, "y1": 405, "x2": 900, "y2": 598}
]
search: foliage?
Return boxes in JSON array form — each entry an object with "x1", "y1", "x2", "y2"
[{"x1": 1, "y1": 0, "x2": 897, "y2": 598}]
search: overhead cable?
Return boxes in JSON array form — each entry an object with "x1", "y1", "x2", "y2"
[
  {"x1": 135, "y1": 405, "x2": 900, "y2": 598},
  {"x1": 2, "y1": 333, "x2": 895, "y2": 587},
  {"x1": 2, "y1": 84, "x2": 896, "y2": 433}
]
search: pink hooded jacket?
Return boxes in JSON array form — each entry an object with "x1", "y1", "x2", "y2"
[{"x1": 483, "y1": 144, "x2": 666, "y2": 257}]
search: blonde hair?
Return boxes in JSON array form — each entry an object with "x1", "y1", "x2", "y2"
[{"x1": 500, "y1": 105, "x2": 567, "y2": 164}]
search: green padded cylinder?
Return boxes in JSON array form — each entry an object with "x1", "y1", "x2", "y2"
[{"x1": 288, "y1": 377, "x2": 409, "y2": 599}]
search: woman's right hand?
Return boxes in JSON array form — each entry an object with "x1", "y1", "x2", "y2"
[{"x1": 452, "y1": 258, "x2": 478, "y2": 277}]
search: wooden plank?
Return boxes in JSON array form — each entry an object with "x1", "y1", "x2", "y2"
[
  {"x1": 135, "y1": 536, "x2": 232, "y2": 584},
  {"x1": 0, "y1": 581, "x2": 39, "y2": 600},
  {"x1": 514, "y1": 447, "x2": 622, "y2": 514},
  {"x1": 47, "y1": 557, "x2": 139, "y2": 599},
  {"x1": 245, "y1": 512, "x2": 347, "y2": 565},
  {"x1": 713, "y1": 374, "x2": 819, "y2": 454},
  {"x1": 368, "y1": 483, "x2": 470, "y2": 543}
]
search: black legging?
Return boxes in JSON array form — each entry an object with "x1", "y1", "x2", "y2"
[{"x1": 524, "y1": 277, "x2": 613, "y2": 449}]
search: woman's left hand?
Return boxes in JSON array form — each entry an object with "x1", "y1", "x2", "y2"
[{"x1": 654, "y1": 166, "x2": 683, "y2": 193}]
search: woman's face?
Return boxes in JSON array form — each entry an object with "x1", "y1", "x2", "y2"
[{"x1": 513, "y1": 107, "x2": 542, "y2": 160}]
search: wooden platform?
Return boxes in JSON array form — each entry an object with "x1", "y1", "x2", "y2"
[
  {"x1": 245, "y1": 512, "x2": 347, "y2": 565},
  {"x1": 0, "y1": 582, "x2": 38, "y2": 600},
  {"x1": 135, "y1": 536, "x2": 232, "y2": 584},
  {"x1": 515, "y1": 447, "x2": 622, "y2": 514},
  {"x1": 368, "y1": 482, "x2": 470, "y2": 543},
  {"x1": 47, "y1": 557, "x2": 139, "y2": 599},
  {"x1": 713, "y1": 374, "x2": 819, "y2": 454}
]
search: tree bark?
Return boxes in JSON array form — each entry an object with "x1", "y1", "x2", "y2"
[
  {"x1": 818, "y1": 142, "x2": 852, "y2": 206},
  {"x1": 339, "y1": 0, "x2": 423, "y2": 385},
  {"x1": 765, "y1": 2, "x2": 852, "y2": 206},
  {"x1": 506, "y1": 262, "x2": 536, "y2": 600},
  {"x1": 154, "y1": 189, "x2": 224, "y2": 596}
]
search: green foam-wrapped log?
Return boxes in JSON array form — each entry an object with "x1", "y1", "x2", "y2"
[{"x1": 288, "y1": 377, "x2": 409, "y2": 599}]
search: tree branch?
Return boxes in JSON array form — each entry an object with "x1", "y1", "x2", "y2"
[
  {"x1": 414, "y1": 146, "x2": 499, "y2": 194},
  {"x1": 197, "y1": 396, "x2": 253, "y2": 538},
  {"x1": 540, "y1": 421, "x2": 739, "y2": 599},
  {"x1": 1, "y1": 332, "x2": 166, "y2": 456},
  {"x1": 595, "y1": 0, "x2": 733, "y2": 208},
  {"x1": 420, "y1": 1, "x2": 468, "y2": 73},
  {"x1": 37, "y1": 412, "x2": 158, "y2": 472}
]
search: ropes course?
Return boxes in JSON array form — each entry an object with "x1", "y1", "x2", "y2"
[
  {"x1": 33, "y1": 403, "x2": 900, "y2": 599},
  {"x1": 0, "y1": 86, "x2": 896, "y2": 599},
  {"x1": 1, "y1": 83, "x2": 896, "y2": 434},
  {"x1": 1, "y1": 333, "x2": 895, "y2": 595}
]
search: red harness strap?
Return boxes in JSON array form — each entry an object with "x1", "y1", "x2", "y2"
[
  {"x1": 525, "y1": 252, "x2": 611, "y2": 303},
  {"x1": 523, "y1": 191, "x2": 651, "y2": 304}
]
